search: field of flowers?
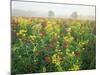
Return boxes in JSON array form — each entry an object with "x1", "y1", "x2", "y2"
[{"x1": 11, "y1": 16, "x2": 96, "y2": 74}]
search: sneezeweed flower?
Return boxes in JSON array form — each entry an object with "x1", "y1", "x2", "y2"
[
  {"x1": 29, "y1": 35, "x2": 36, "y2": 41},
  {"x1": 20, "y1": 29, "x2": 27, "y2": 33},
  {"x1": 45, "y1": 23, "x2": 53, "y2": 32},
  {"x1": 18, "y1": 17, "x2": 33, "y2": 25},
  {"x1": 63, "y1": 35, "x2": 74, "y2": 44},
  {"x1": 16, "y1": 29, "x2": 27, "y2": 36},
  {"x1": 74, "y1": 50, "x2": 80, "y2": 56},
  {"x1": 52, "y1": 32, "x2": 58, "y2": 37},
  {"x1": 79, "y1": 40, "x2": 89, "y2": 47},
  {"x1": 62, "y1": 40, "x2": 68, "y2": 48},
  {"x1": 69, "y1": 64, "x2": 80, "y2": 71},
  {"x1": 52, "y1": 53, "x2": 62, "y2": 65},
  {"x1": 44, "y1": 56, "x2": 51, "y2": 62},
  {"x1": 40, "y1": 31, "x2": 46, "y2": 38}
]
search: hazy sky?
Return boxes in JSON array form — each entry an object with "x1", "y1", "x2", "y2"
[{"x1": 12, "y1": 1, "x2": 95, "y2": 17}]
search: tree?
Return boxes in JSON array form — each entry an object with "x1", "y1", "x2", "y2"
[
  {"x1": 48, "y1": 10, "x2": 55, "y2": 17},
  {"x1": 71, "y1": 11, "x2": 78, "y2": 19}
]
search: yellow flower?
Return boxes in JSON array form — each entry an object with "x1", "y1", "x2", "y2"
[
  {"x1": 79, "y1": 40, "x2": 89, "y2": 46},
  {"x1": 52, "y1": 53, "x2": 62, "y2": 65},
  {"x1": 45, "y1": 23, "x2": 53, "y2": 32},
  {"x1": 19, "y1": 29, "x2": 27, "y2": 34},
  {"x1": 51, "y1": 32, "x2": 58, "y2": 37},
  {"x1": 69, "y1": 64, "x2": 80, "y2": 71},
  {"x1": 17, "y1": 17, "x2": 32, "y2": 25},
  {"x1": 29, "y1": 35, "x2": 36, "y2": 41},
  {"x1": 64, "y1": 36, "x2": 74, "y2": 43},
  {"x1": 16, "y1": 29, "x2": 27, "y2": 36}
]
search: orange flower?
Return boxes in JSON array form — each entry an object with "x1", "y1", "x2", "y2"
[
  {"x1": 44, "y1": 56, "x2": 51, "y2": 62},
  {"x1": 40, "y1": 31, "x2": 46, "y2": 38},
  {"x1": 62, "y1": 40, "x2": 67, "y2": 48},
  {"x1": 74, "y1": 51, "x2": 80, "y2": 56}
]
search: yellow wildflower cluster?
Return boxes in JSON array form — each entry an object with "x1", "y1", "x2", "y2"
[
  {"x1": 29, "y1": 35, "x2": 36, "y2": 41},
  {"x1": 45, "y1": 23, "x2": 53, "y2": 32},
  {"x1": 45, "y1": 19, "x2": 59, "y2": 32},
  {"x1": 64, "y1": 35, "x2": 74, "y2": 44},
  {"x1": 52, "y1": 53, "x2": 62, "y2": 65},
  {"x1": 79, "y1": 40, "x2": 89, "y2": 47},
  {"x1": 16, "y1": 29, "x2": 27, "y2": 37},
  {"x1": 17, "y1": 17, "x2": 32, "y2": 25},
  {"x1": 69, "y1": 64, "x2": 80, "y2": 71}
]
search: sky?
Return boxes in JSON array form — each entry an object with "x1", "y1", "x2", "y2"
[{"x1": 12, "y1": 1, "x2": 95, "y2": 17}]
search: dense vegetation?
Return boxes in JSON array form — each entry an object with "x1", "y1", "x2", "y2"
[{"x1": 11, "y1": 16, "x2": 96, "y2": 74}]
